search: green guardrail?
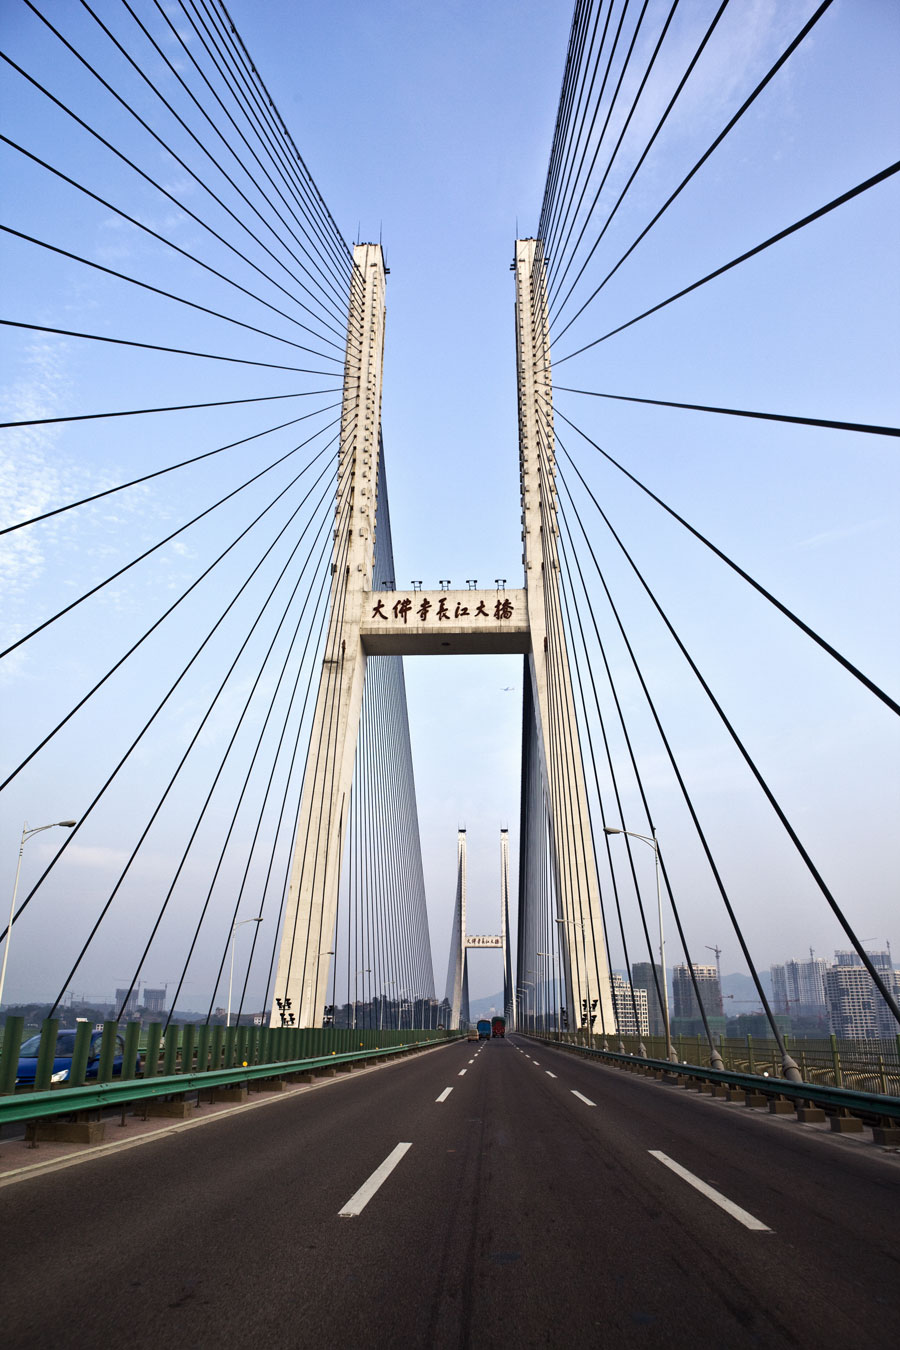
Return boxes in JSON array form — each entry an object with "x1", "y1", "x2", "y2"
[
  {"x1": 524, "y1": 1033, "x2": 900, "y2": 1123},
  {"x1": 0, "y1": 1036, "x2": 463, "y2": 1128},
  {"x1": 543, "y1": 1029, "x2": 900, "y2": 1095},
  {"x1": 0, "y1": 1016, "x2": 462, "y2": 1123}
]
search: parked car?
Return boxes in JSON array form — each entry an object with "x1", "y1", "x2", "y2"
[{"x1": 15, "y1": 1029, "x2": 132, "y2": 1087}]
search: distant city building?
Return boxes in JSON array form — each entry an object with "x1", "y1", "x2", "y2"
[
  {"x1": 611, "y1": 974, "x2": 649, "y2": 1037},
  {"x1": 141, "y1": 988, "x2": 167, "y2": 1014},
  {"x1": 632, "y1": 961, "x2": 665, "y2": 1036},
  {"x1": 824, "y1": 951, "x2": 899, "y2": 1038},
  {"x1": 114, "y1": 987, "x2": 140, "y2": 1018},
  {"x1": 770, "y1": 957, "x2": 827, "y2": 1017},
  {"x1": 672, "y1": 964, "x2": 722, "y2": 1020}
]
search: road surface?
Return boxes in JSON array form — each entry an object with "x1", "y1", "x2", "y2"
[{"x1": 3, "y1": 1035, "x2": 899, "y2": 1347}]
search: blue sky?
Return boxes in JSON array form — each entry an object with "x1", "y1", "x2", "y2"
[{"x1": 1, "y1": 0, "x2": 897, "y2": 1009}]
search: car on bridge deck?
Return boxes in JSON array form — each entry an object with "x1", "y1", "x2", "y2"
[{"x1": 14, "y1": 1029, "x2": 134, "y2": 1087}]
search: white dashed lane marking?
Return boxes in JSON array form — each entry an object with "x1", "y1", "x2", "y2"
[
  {"x1": 571, "y1": 1090, "x2": 595, "y2": 1107},
  {"x1": 339, "y1": 1143, "x2": 411, "y2": 1217},
  {"x1": 649, "y1": 1152, "x2": 772, "y2": 1232}
]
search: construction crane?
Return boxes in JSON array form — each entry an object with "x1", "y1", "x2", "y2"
[{"x1": 705, "y1": 944, "x2": 722, "y2": 987}]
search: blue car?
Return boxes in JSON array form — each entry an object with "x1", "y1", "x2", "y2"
[{"x1": 15, "y1": 1028, "x2": 131, "y2": 1087}]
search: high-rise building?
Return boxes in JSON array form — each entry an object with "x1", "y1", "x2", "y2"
[
  {"x1": 114, "y1": 987, "x2": 140, "y2": 1018},
  {"x1": 611, "y1": 975, "x2": 649, "y2": 1037},
  {"x1": 632, "y1": 961, "x2": 665, "y2": 1036},
  {"x1": 824, "y1": 951, "x2": 899, "y2": 1037},
  {"x1": 672, "y1": 964, "x2": 722, "y2": 1020},
  {"x1": 770, "y1": 957, "x2": 827, "y2": 1017},
  {"x1": 142, "y1": 988, "x2": 167, "y2": 1015}
]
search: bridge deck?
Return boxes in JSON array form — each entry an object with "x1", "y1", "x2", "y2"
[{"x1": 3, "y1": 1036, "x2": 897, "y2": 1347}]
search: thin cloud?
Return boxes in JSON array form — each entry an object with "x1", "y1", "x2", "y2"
[{"x1": 793, "y1": 518, "x2": 884, "y2": 551}]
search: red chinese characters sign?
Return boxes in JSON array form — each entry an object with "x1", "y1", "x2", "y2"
[{"x1": 370, "y1": 596, "x2": 515, "y2": 625}]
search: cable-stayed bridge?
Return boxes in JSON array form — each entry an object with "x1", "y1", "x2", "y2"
[{"x1": 1, "y1": 3, "x2": 899, "y2": 1343}]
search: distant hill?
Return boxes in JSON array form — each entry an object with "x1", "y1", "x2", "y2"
[{"x1": 468, "y1": 991, "x2": 506, "y2": 1020}]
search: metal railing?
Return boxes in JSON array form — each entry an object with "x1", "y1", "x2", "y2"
[
  {"x1": 525, "y1": 1034, "x2": 900, "y2": 1124},
  {"x1": 539, "y1": 1029, "x2": 900, "y2": 1096},
  {"x1": 0, "y1": 1015, "x2": 461, "y2": 1125}
]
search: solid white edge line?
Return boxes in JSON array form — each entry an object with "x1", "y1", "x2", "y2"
[
  {"x1": 649, "y1": 1151, "x2": 772, "y2": 1232},
  {"x1": 338, "y1": 1142, "x2": 412, "y2": 1217},
  {"x1": 546, "y1": 1071, "x2": 557, "y2": 1078},
  {"x1": 436, "y1": 1087, "x2": 453, "y2": 1103},
  {"x1": 571, "y1": 1090, "x2": 595, "y2": 1106},
  {"x1": 458, "y1": 1068, "x2": 467, "y2": 1076}
]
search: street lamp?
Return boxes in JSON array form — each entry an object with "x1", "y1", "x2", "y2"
[
  {"x1": 227, "y1": 917, "x2": 262, "y2": 1027},
  {"x1": 520, "y1": 979, "x2": 534, "y2": 1034},
  {"x1": 1, "y1": 820, "x2": 77, "y2": 1011},
  {"x1": 554, "y1": 915, "x2": 599, "y2": 1045},
  {"x1": 537, "y1": 952, "x2": 554, "y2": 1032},
  {"x1": 380, "y1": 980, "x2": 397, "y2": 1031},
  {"x1": 353, "y1": 968, "x2": 371, "y2": 1029},
  {"x1": 604, "y1": 826, "x2": 678, "y2": 1065}
]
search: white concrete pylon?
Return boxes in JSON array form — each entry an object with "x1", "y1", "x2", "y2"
[
  {"x1": 270, "y1": 243, "x2": 386, "y2": 1030},
  {"x1": 501, "y1": 828, "x2": 514, "y2": 1028},
  {"x1": 514, "y1": 237, "x2": 615, "y2": 1039},
  {"x1": 447, "y1": 829, "x2": 467, "y2": 1030}
]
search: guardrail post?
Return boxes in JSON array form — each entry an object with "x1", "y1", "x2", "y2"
[
  {"x1": 236, "y1": 1025, "x2": 248, "y2": 1066},
  {"x1": 246, "y1": 1025, "x2": 259, "y2": 1065},
  {"x1": 35, "y1": 1018, "x2": 60, "y2": 1091},
  {"x1": 69, "y1": 1020, "x2": 92, "y2": 1088},
  {"x1": 196, "y1": 1024, "x2": 211, "y2": 1074},
  {"x1": 122, "y1": 1022, "x2": 142, "y2": 1083},
  {"x1": 830, "y1": 1034, "x2": 842, "y2": 1087},
  {"x1": 163, "y1": 1026, "x2": 179, "y2": 1076},
  {"x1": 0, "y1": 1015, "x2": 24, "y2": 1095},
  {"x1": 224, "y1": 1025, "x2": 237, "y2": 1068},
  {"x1": 746, "y1": 1034, "x2": 755, "y2": 1074},
  {"x1": 144, "y1": 1023, "x2": 163, "y2": 1078},
  {"x1": 180, "y1": 1023, "x2": 196, "y2": 1075},
  {"x1": 210, "y1": 1024, "x2": 224, "y2": 1072},
  {"x1": 98, "y1": 1021, "x2": 118, "y2": 1084}
]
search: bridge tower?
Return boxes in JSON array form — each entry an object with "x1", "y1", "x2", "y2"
[
  {"x1": 444, "y1": 829, "x2": 514, "y2": 1030},
  {"x1": 515, "y1": 237, "x2": 615, "y2": 1037},
  {"x1": 271, "y1": 239, "x2": 614, "y2": 1033},
  {"x1": 269, "y1": 242, "x2": 386, "y2": 1029}
]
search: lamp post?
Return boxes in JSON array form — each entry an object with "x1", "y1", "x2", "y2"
[
  {"x1": 520, "y1": 980, "x2": 534, "y2": 1034},
  {"x1": 554, "y1": 915, "x2": 598, "y2": 1045},
  {"x1": 1, "y1": 819, "x2": 77, "y2": 1011},
  {"x1": 380, "y1": 980, "x2": 397, "y2": 1031},
  {"x1": 537, "y1": 952, "x2": 554, "y2": 1033},
  {"x1": 302, "y1": 948, "x2": 334, "y2": 1027},
  {"x1": 353, "y1": 968, "x2": 371, "y2": 1029},
  {"x1": 227, "y1": 917, "x2": 262, "y2": 1027},
  {"x1": 604, "y1": 826, "x2": 677, "y2": 1064}
]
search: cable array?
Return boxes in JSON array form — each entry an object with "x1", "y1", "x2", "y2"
[
  {"x1": 0, "y1": 1, "x2": 426, "y2": 1025},
  {"x1": 327, "y1": 450, "x2": 435, "y2": 1031},
  {"x1": 517, "y1": 1, "x2": 899, "y2": 1056}
]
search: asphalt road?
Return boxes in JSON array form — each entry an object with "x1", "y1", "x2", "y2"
[{"x1": 3, "y1": 1034, "x2": 899, "y2": 1349}]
